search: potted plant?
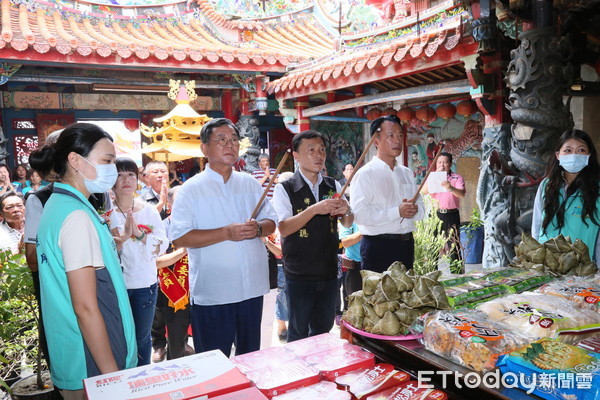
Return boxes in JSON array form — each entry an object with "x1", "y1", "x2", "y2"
[
  {"x1": 459, "y1": 207, "x2": 485, "y2": 264},
  {"x1": 0, "y1": 249, "x2": 55, "y2": 400},
  {"x1": 413, "y1": 196, "x2": 463, "y2": 275}
]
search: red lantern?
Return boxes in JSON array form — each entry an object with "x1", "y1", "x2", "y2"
[
  {"x1": 397, "y1": 107, "x2": 415, "y2": 122},
  {"x1": 436, "y1": 103, "x2": 456, "y2": 120},
  {"x1": 371, "y1": 108, "x2": 382, "y2": 119},
  {"x1": 382, "y1": 107, "x2": 397, "y2": 116},
  {"x1": 416, "y1": 106, "x2": 436, "y2": 122},
  {"x1": 457, "y1": 100, "x2": 476, "y2": 117}
]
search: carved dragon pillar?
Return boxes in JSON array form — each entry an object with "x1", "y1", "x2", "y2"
[{"x1": 478, "y1": 25, "x2": 573, "y2": 268}]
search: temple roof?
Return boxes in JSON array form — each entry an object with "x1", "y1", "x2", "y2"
[
  {"x1": 267, "y1": 1, "x2": 475, "y2": 98},
  {"x1": 0, "y1": 0, "x2": 334, "y2": 72}
]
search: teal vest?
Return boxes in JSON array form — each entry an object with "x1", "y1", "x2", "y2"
[
  {"x1": 538, "y1": 178, "x2": 600, "y2": 260},
  {"x1": 37, "y1": 183, "x2": 137, "y2": 390}
]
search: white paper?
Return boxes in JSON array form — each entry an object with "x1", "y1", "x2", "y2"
[{"x1": 427, "y1": 171, "x2": 448, "y2": 193}]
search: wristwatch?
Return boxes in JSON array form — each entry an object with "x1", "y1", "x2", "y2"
[{"x1": 256, "y1": 223, "x2": 263, "y2": 238}]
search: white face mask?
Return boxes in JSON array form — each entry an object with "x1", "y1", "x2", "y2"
[
  {"x1": 559, "y1": 154, "x2": 590, "y2": 174},
  {"x1": 78, "y1": 156, "x2": 118, "y2": 193}
]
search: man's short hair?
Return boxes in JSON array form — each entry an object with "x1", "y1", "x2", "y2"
[
  {"x1": 200, "y1": 118, "x2": 240, "y2": 144},
  {"x1": 292, "y1": 130, "x2": 325, "y2": 152},
  {"x1": 0, "y1": 191, "x2": 24, "y2": 213},
  {"x1": 258, "y1": 154, "x2": 270, "y2": 161},
  {"x1": 144, "y1": 161, "x2": 167, "y2": 173},
  {"x1": 370, "y1": 115, "x2": 402, "y2": 136}
]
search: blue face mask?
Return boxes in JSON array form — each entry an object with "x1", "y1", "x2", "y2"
[
  {"x1": 79, "y1": 157, "x2": 118, "y2": 193},
  {"x1": 559, "y1": 154, "x2": 590, "y2": 174}
]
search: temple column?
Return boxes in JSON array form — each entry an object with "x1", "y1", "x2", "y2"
[{"x1": 295, "y1": 96, "x2": 310, "y2": 132}]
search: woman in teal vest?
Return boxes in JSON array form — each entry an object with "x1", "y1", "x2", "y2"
[
  {"x1": 29, "y1": 123, "x2": 137, "y2": 399},
  {"x1": 532, "y1": 129, "x2": 600, "y2": 263}
]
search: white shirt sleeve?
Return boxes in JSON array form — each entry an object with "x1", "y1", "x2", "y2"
[
  {"x1": 531, "y1": 184, "x2": 544, "y2": 240},
  {"x1": 59, "y1": 210, "x2": 104, "y2": 272},
  {"x1": 272, "y1": 183, "x2": 293, "y2": 224},
  {"x1": 24, "y1": 195, "x2": 44, "y2": 244},
  {"x1": 170, "y1": 185, "x2": 195, "y2": 241}
]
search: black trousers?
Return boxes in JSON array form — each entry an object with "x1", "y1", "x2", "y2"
[
  {"x1": 436, "y1": 210, "x2": 462, "y2": 262},
  {"x1": 151, "y1": 290, "x2": 190, "y2": 360},
  {"x1": 360, "y1": 235, "x2": 414, "y2": 273}
]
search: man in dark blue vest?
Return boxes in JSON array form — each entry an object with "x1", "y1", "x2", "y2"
[{"x1": 272, "y1": 130, "x2": 353, "y2": 342}]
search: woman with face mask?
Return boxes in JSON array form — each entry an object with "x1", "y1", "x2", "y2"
[
  {"x1": 104, "y1": 157, "x2": 168, "y2": 366},
  {"x1": 29, "y1": 123, "x2": 137, "y2": 400},
  {"x1": 531, "y1": 129, "x2": 600, "y2": 264}
]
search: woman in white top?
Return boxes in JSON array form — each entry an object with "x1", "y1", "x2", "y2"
[{"x1": 105, "y1": 157, "x2": 168, "y2": 366}]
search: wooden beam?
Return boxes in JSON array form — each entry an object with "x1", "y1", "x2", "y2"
[{"x1": 302, "y1": 79, "x2": 472, "y2": 117}]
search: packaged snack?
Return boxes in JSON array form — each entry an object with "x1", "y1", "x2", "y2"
[
  {"x1": 304, "y1": 344, "x2": 375, "y2": 380},
  {"x1": 536, "y1": 276, "x2": 600, "y2": 310},
  {"x1": 284, "y1": 333, "x2": 347, "y2": 358},
  {"x1": 497, "y1": 338, "x2": 600, "y2": 400},
  {"x1": 243, "y1": 359, "x2": 321, "y2": 398},
  {"x1": 422, "y1": 310, "x2": 531, "y2": 372},
  {"x1": 477, "y1": 292, "x2": 600, "y2": 344},
  {"x1": 231, "y1": 346, "x2": 296, "y2": 374},
  {"x1": 271, "y1": 381, "x2": 351, "y2": 399},
  {"x1": 334, "y1": 364, "x2": 411, "y2": 399},
  {"x1": 365, "y1": 380, "x2": 448, "y2": 400},
  {"x1": 577, "y1": 337, "x2": 600, "y2": 353}
]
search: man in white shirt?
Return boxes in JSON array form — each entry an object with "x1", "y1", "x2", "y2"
[
  {"x1": 171, "y1": 118, "x2": 277, "y2": 357},
  {"x1": 350, "y1": 115, "x2": 425, "y2": 273},
  {"x1": 0, "y1": 191, "x2": 25, "y2": 255}
]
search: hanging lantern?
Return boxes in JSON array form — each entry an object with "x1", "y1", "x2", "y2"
[
  {"x1": 436, "y1": 103, "x2": 456, "y2": 120},
  {"x1": 371, "y1": 108, "x2": 382, "y2": 120},
  {"x1": 382, "y1": 107, "x2": 397, "y2": 116},
  {"x1": 397, "y1": 107, "x2": 415, "y2": 122},
  {"x1": 457, "y1": 100, "x2": 476, "y2": 117},
  {"x1": 415, "y1": 106, "x2": 436, "y2": 122}
]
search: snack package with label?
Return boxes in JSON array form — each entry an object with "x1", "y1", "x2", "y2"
[
  {"x1": 303, "y1": 343, "x2": 375, "y2": 381},
  {"x1": 536, "y1": 277, "x2": 600, "y2": 310},
  {"x1": 243, "y1": 359, "x2": 321, "y2": 398},
  {"x1": 334, "y1": 364, "x2": 411, "y2": 399},
  {"x1": 422, "y1": 310, "x2": 532, "y2": 372},
  {"x1": 284, "y1": 333, "x2": 348, "y2": 358},
  {"x1": 477, "y1": 292, "x2": 600, "y2": 344},
  {"x1": 365, "y1": 380, "x2": 448, "y2": 400},
  {"x1": 271, "y1": 381, "x2": 351, "y2": 400},
  {"x1": 497, "y1": 338, "x2": 600, "y2": 400},
  {"x1": 231, "y1": 346, "x2": 296, "y2": 374}
]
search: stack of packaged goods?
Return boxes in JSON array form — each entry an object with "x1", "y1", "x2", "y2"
[{"x1": 535, "y1": 276, "x2": 600, "y2": 310}]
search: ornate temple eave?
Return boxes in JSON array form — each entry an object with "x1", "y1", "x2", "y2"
[{"x1": 271, "y1": 40, "x2": 478, "y2": 100}]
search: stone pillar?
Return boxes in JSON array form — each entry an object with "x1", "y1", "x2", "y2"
[{"x1": 478, "y1": 27, "x2": 573, "y2": 268}]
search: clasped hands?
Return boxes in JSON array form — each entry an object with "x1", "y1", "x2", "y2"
[
  {"x1": 311, "y1": 197, "x2": 350, "y2": 217},
  {"x1": 399, "y1": 199, "x2": 418, "y2": 219},
  {"x1": 227, "y1": 219, "x2": 261, "y2": 241},
  {"x1": 111, "y1": 211, "x2": 144, "y2": 250}
]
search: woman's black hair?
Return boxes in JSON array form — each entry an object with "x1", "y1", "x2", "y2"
[
  {"x1": 439, "y1": 152, "x2": 453, "y2": 164},
  {"x1": 115, "y1": 157, "x2": 139, "y2": 177},
  {"x1": 29, "y1": 123, "x2": 113, "y2": 179},
  {"x1": 541, "y1": 129, "x2": 600, "y2": 234}
]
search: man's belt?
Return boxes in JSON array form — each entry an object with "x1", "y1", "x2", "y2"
[
  {"x1": 367, "y1": 233, "x2": 413, "y2": 241},
  {"x1": 437, "y1": 208, "x2": 459, "y2": 214}
]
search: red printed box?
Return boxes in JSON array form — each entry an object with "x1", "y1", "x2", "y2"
[
  {"x1": 304, "y1": 344, "x2": 376, "y2": 381},
  {"x1": 283, "y1": 333, "x2": 347, "y2": 358},
  {"x1": 334, "y1": 364, "x2": 411, "y2": 400},
  {"x1": 365, "y1": 380, "x2": 448, "y2": 400},
  {"x1": 244, "y1": 359, "x2": 321, "y2": 398},
  {"x1": 84, "y1": 350, "x2": 250, "y2": 400},
  {"x1": 210, "y1": 386, "x2": 270, "y2": 400},
  {"x1": 231, "y1": 347, "x2": 296, "y2": 374},
  {"x1": 271, "y1": 381, "x2": 351, "y2": 399}
]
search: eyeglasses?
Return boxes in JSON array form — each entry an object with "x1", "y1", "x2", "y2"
[{"x1": 209, "y1": 136, "x2": 240, "y2": 147}]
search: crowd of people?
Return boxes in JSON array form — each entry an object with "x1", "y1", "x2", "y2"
[{"x1": 2, "y1": 117, "x2": 599, "y2": 400}]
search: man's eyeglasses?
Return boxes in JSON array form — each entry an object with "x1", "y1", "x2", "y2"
[{"x1": 210, "y1": 136, "x2": 240, "y2": 147}]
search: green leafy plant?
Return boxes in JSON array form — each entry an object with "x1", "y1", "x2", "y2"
[
  {"x1": 413, "y1": 196, "x2": 463, "y2": 275},
  {"x1": 0, "y1": 249, "x2": 49, "y2": 397}
]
